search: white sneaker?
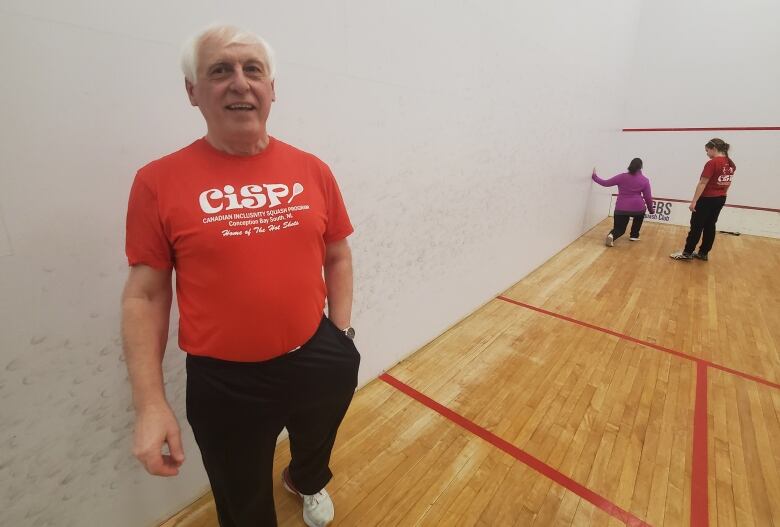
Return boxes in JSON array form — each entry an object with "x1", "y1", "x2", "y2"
[
  {"x1": 629, "y1": 236, "x2": 640, "y2": 241},
  {"x1": 282, "y1": 467, "x2": 334, "y2": 527},
  {"x1": 605, "y1": 233, "x2": 614, "y2": 247}
]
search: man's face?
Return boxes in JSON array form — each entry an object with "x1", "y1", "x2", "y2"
[{"x1": 186, "y1": 36, "x2": 275, "y2": 143}]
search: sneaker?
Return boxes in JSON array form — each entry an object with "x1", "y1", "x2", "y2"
[
  {"x1": 605, "y1": 233, "x2": 614, "y2": 247},
  {"x1": 670, "y1": 251, "x2": 693, "y2": 260},
  {"x1": 629, "y1": 236, "x2": 640, "y2": 241},
  {"x1": 693, "y1": 252, "x2": 708, "y2": 261},
  {"x1": 282, "y1": 467, "x2": 334, "y2": 527}
]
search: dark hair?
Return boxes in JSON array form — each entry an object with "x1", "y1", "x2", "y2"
[
  {"x1": 706, "y1": 138, "x2": 731, "y2": 159},
  {"x1": 627, "y1": 158, "x2": 643, "y2": 175}
]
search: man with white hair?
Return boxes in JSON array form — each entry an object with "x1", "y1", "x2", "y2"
[{"x1": 122, "y1": 24, "x2": 359, "y2": 527}]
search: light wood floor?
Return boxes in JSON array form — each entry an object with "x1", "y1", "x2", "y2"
[{"x1": 161, "y1": 220, "x2": 780, "y2": 527}]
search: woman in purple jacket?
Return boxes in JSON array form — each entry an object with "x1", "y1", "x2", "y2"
[{"x1": 592, "y1": 158, "x2": 655, "y2": 246}]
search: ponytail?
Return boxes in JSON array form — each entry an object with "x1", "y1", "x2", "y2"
[{"x1": 706, "y1": 138, "x2": 732, "y2": 161}]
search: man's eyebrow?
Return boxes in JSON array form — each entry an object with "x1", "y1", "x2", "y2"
[
  {"x1": 243, "y1": 59, "x2": 266, "y2": 68},
  {"x1": 206, "y1": 61, "x2": 232, "y2": 71}
]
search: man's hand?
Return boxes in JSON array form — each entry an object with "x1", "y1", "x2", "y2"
[
  {"x1": 689, "y1": 201, "x2": 696, "y2": 212},
  {"x1": 132, "y1": 403, "x2": 185, "y2": 476}
]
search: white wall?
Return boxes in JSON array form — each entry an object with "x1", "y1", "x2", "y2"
[
  {"x1": 606, "y1": 0, "x2": 780, "y2": 213},
  {"x1": 0, "y1": 2, "x2": 641, "y2": 526}
]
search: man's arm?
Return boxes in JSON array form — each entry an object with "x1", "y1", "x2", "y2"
[
  {"x1": 121, "y1": 264, "x2": 184, "y2": 476},
  {"x1": 323, "y1": 238, "x2": 353, "y2": 330}
]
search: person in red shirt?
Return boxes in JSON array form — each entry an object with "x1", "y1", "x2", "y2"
[
  {"x1": 122, "y1": 24, "x2": 358, "y2": 527},
  {"x1": 671, "y1": 138, "x2": 735, "y2": 261}
]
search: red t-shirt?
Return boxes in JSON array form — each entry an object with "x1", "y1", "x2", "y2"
[
  {"x1": 125, "y1": 137, "x2": 353, "y2": 362},
  {"x1": 700, "y1": 156, "x2": 735, "y2": 197}
]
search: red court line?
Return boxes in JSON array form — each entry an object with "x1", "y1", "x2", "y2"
[
  {"x1": 496, "y1": 296, "x2": 780, "y2": 391},
  {"x1": 610, "y1": 194, "x2": 780, "y2": 214},
  {"x1": 622, "y1": 127, "x2": 780, "y2": 132},
  {"x1": 379, "y1": 373, "x2": 651, "y2": 527},
  {"x1": 691, "y1": 363, "x2": 710, "y2": 527},
  {"x1": 715, "y1": 203, "x2": 780, "y2": 213}
]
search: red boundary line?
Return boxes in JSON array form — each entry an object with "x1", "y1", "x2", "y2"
[
  {"x1": 691, "y1": 363, "x2": 710, "y2": 527},
  {"x1": 496, "y1": 296, "x2": 780, "y2": 391},
  {"x1": 622, "y1": 127, "x2": 780, "y2": 132},
  {"x1": 610, "y1": 194, "x2": 780, "y2": 214},
  {"x1": 379, "y1": 373, "x2": 651, "y2": 527}
]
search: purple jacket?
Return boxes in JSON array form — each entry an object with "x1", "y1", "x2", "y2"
[{"x1": 592, "y1": 171, "x2": 654, "y2": 214}]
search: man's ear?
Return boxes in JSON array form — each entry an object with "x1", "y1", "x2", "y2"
[
  {"x1": 271, "y1": 79, "x2": 276, "y2": 102},
  {"x1": 185, "y1": 79, "x2": 198, "y2": 107}
]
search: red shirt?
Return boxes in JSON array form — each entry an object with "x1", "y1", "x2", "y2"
[
  {"x1": 701, "y1": 156, "x2": 735, "y2": 197},
  {"x1": 126, "y1": 137, "x2": 353, "y2": 361}
]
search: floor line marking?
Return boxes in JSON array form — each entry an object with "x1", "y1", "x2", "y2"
[
  {"x1": 496, "y1": 296, "x2": 780, "y2": 391},
  {"x1": 379, "y1": 373, "x2": 652, "y2": 527},
  {"x1": 691, "y1": 363, "x2": 710, "y2": 527}
]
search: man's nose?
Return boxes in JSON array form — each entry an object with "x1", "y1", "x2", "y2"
[{"x1": 229, "y1": 70, "x2": 250, "y2": 92}]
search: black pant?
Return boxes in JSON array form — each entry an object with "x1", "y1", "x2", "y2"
[
  {"x1": 186, "y1": 316, "x2": 360, "y2": 527},
  {"x1": 684, "y1": 195, "x2": 727, "y2": 255},
  {"x1": 611, "y1": 213, "x2": 645, "y2": 240}
]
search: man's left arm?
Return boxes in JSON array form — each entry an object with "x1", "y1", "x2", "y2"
[{"x1": 324, "y1": 238, "x2": 353, "y2": 330}]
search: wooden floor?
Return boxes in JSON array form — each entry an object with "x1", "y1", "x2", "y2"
[{"x1": 161, "y1": 220, "x2": 780, "y2": 527}]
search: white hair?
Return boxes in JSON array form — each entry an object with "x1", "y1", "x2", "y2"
[{"x1": 181, "y1": 24, "x2": 276, "y2": 83}]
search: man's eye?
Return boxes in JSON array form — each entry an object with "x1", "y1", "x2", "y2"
[{"x1": 209, "y1": 66, "x2": 229, "y2": 77}]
